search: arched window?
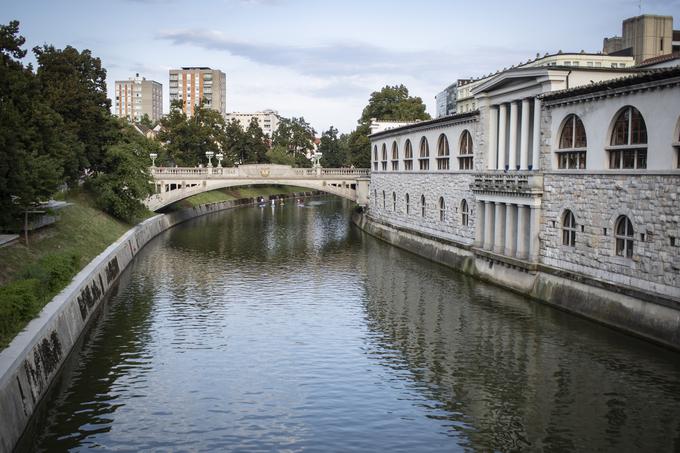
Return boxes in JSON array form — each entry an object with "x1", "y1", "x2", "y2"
[
  {"x1": 562, "y1": 210, "x2": 576, "y2": 247},
  {"x1": 461, "y1": 199, "x2": 469, "y2": 226},
  {"x1": 609, "y1": 107, "x2": 647, "y2": 169},
  {"x1": 373, "y1": 189, "x2": 377, "y2": 205},
  {"x1": 459, "y1": 130, "x2": 474, "y2": 170},
  {"x1": 419, "y1": 137, "x2": 430, "y2": 171},
  {"x1": 381, "y1": 144, "x2": 388, "y2": 171},
  {"x1": 439, "y1": 197, "x2": 446, "y2": 221},
  {"x1": 436, "y1": 134, "x2": 450, "y2": 170},
  {"x1": 420, "y1": 194, "x2": 426, "y2": 217},
  {"x1": 382, "y1": 190, "x2": 386, "y2": 209},
  {"x1": 373, "y1": 145, "x2": 378, "y2": 171},
  {"x1": 404, "y1": 139, "x2": 413, "y2": 171},
  {"x1": 615, "y1": 215, "x2": 634, "y2": 258},
  {"x1": 391, "y1": 142, "x2": 399, "y2": 171},
  {"x1": 557, "y1": 114, "x2": 587, "y2": 169},
  {"x1": 392, "y1": 191, "x2": 396, "y2": 211},
  {"x1": 405, "y1": 193, "x2": 410, "y2": 215}
]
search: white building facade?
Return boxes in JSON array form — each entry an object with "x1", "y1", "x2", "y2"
[
  {"x1": 224, "y1": 109, "x2": 280, "y2": 136},
  {"x1": 365, "y1": 66, "x2": 680, "y2": 349}
]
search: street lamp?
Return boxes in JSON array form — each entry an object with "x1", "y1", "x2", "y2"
[
  {"x1": 149, "y1": 152, "x2": 157, "y2": 167},
  {"x1": 205, "y1": 151, "x2": 214, "y2": 168},
  {"x1": 216, "y1": 152, "x2": 224, "y2": 168}
]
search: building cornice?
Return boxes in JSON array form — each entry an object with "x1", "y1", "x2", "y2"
[{"x1": 369, "y1": 111, "x2": 479, "y2": 140}]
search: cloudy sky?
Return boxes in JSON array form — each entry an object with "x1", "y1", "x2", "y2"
[{"x1": 3, "y1": 0, "x2": 679, "y2": 133}]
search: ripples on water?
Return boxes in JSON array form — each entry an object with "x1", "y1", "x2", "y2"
[{"x1": 21, "y1": 198, "x2": 680, "y2": 452}]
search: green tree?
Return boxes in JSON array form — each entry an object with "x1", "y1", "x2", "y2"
[
  {"x1": 319, "y1": 126, "x2": 347, "y2": 167},
  {"x1": 33, "y1": 43, "x2": 118, "y2": 182},
  {"x1": 139, "y1": 114, "x2": 154, "y2": 129},
  {"x1": 244, "y1": 118, "x2": 269, "y2": 163},
  {"x1": 348, "y1": 84, "x2": 430, "y2": 167},
  {"x1": 272, "y1": 116, "x2": 315, "y2": 163},
  {"x1": 223, "y1": 118, "x2": 248, "y2": 165},
  {"x1": 0, "y1": 21, "x2": 71, "y2": 224},
  {"x1": 266, "y1": 145, "x2": 296, "y2": 166}
]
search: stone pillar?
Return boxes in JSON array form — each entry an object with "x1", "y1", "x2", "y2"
[
  {"x1": 516, "y1": 205, "x2": 529, "y2": 260},
  {"x1": 497, "y1": 104, "x2": 507, "y2": 170},
  {"x1": 529, "y1": 205, "x2": 541, "y2": 262},
  {"x1": 508, "y1": 101, "x2": 518, "y2": 170},
  {"x1": 474, "y1": 200, "x2": 485, "y2": 248},
  {"x1": 532, "y1": 97, "x2": 541, "y2": 170},
  {"x1": 487, "y1": 106, "x2": 498, "y2": 170},
  {"x1": 493, "y1": 203, "x2": 506, "y2": 254},
  {"x1": 504, "y1": 203, "x2": 517, "y2": 257},
  {"x1": 520, "y1": 98, "x2": 531, "y2": 170},
  {"x1": 484, "y1": 201, "x2": 495, "y2": 251}
]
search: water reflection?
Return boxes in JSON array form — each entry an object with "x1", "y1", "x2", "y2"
[{"x1": 22, "y1": 198, "x2": 680, "y2": 452}]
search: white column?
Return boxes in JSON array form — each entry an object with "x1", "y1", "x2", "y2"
[
  {"x1": 504, "y1": 203, "x2": 517, "y2": 257},
  {"x1": 532, "y1": 97, "x2": 541, "y2": 170},
  {"x1": 497, "y1": 104, "x2": 507, "y2": 170},
  {"x1": 529, "y1": 205, "x2": 541, "y2": 262},
  {"x1": 520, "y1": 98, "x2": 530, "y2": 170},
  {"x1": 487, "y1": 106, "x2": 498, "y2": 170},
  {"x1": 475, "y1": 200, "x2": 485, "y2": 248},
  {"x1": 484, "y1": 201, "x2": 495, "y2": 251},
  {"x1": 508, "y1": 101, "x2": 518, "y2": 170},
  {"x1": 493, "y1": 203, "x2": 506, "y2": 254},
  {"x1": 516, "y1": 205, "x2": 529, "y2": 260}
]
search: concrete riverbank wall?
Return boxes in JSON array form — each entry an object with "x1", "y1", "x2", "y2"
[
  {"x1": 353, "y1": 212, "x2": 680, "y2": 352},
  {"x1": 0, "y1": 191, "x2": 318, "y2": 453}
]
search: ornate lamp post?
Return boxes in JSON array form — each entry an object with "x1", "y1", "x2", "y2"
[
  {"x1": 149, "y1": 152, "x2": 158, "y2": 168},
  {"x1": 216, "y1": 152, "x2": 224, "y2": 168},
  {"x1": 205, "y1": 151, "x2": 214, "y2": 168}
]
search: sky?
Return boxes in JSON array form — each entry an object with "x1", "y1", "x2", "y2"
[{"x1": 3, "y1": 0, "x2": 679, "y2": 134}]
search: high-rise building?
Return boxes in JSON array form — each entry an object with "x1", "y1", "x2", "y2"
[
  {"x1": 114, "y1": 74, "x2": 163, "y2": 122},
  {"x1": 603, "y1": 14, "x2": 679, "y2": 64},
  {"x1": 168, "y1": 67, "x2": 227, "y2": 117},
  {"x1": 224, "y1": 109, "x2": 280, "y2": 136}
]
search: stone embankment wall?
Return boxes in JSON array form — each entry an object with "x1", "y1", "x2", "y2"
[
  {"x1": 0, "y1": 192, "x2": 317, "y2": 453},
  {"x1": 353, "y1": 212, "x2": 680, "y2": 351}
]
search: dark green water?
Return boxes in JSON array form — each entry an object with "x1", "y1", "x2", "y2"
[{"x1": 22, "y1": 198, "x2": 680, "y2": 452}]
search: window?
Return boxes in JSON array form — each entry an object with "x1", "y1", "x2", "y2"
[
  {"x1": 562, "y1": 210, "x2": 576, "y2": 247},
  {"x1": 436, "y1": 134, "x2": 450, "y2": 170},
  {"x1": 373, "y1": 146, "x2": 378, "y2": 171},
  {"x1": 609, "y1": 107, "x2": 647, "y2": 169},
  {"x1": 405, "y1": 193, "x2": 410, "y2": 214},
  {"x1": 382, "y1": 190, "x2": 386, "y2": 209},
  {"x1": 419, "y1": 137, "x2": 430, "y2": 171},
  {"x1": 557, "y1": 114, "x2": 587, "y2": 169},
  {"x1": 381, "y1": 144, "x2": 388, "y2": 171},
  {"x1": 439, "y1": 197, "x2": 446, "y2": 221},
  {"x1": 459, "y1": 130, "x2": 474, "y2": 170},
  {"x1": 674, "y1": 119, "x2": 680, "y2": 168},
  {"x1": 392, "y1": 192, "x2": 396, "y2": 211},
  {"x1": 461, "y1": 199, "x2": 469, "y2": 226},
  {"x1": 374, "y1": 189, "x2": 377, "y2": 205},
  {"x1": 420, "y1": 194, "x2": 426, "y2": 217},
  {"x1": 615, "y1": 215, "x2": 634, "y2": 258},
  {"x1": 404, "y1": 140, "x2": 414, "y2": 171},
  {"x1": 391, "y1": 141, "x2": 399, "y2": 171}
]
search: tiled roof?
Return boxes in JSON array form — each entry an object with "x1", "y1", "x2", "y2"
[
  {"x1": 369, "y1": 111, "x2": 479, "y2": 138},
  {"x1": 540, "y1": 67, "x2": 680, "y2": 102}
]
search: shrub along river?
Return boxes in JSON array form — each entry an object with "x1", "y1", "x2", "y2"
[{"x1": 20, "y1": 197, "x2": 680, "y2": 452}]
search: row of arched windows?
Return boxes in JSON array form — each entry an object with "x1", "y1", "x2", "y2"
[
  {"x1": 557, "y1": 106, "x2": 658, "y2": 170},
  {"x1": 561, "y1": 210, "x2": 636, "y2": 258},
  {"x1": 374, "y1": 189, "x2": 470, "y2": 226},
  {"x1": 373, "y1": 130, "x2": 474, "y2": 172}
]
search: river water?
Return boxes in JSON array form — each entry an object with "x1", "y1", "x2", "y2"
[{"x1": 22, "y1": 198, "x2": 680, "y2": 452}]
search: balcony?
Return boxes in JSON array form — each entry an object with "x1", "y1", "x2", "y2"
[{"x1": 470, "y1": 171, "x2": 543, "y2": 196}]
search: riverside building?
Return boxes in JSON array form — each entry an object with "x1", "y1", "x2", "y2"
[
  {"x1": 168, "y1": 67, "x2": 227, "y2": 117},
  {"x1": 114, "y1": 74, "x2": 163, "y2": 122},
  {"x1": 364, "y1": 64, "x2": 680, "y2": 349}
]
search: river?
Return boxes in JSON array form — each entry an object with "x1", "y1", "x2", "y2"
[{"x1": 21, "y1": 198, "x2": 680, "y2": 452}]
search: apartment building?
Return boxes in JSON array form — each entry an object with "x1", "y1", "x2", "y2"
[
  {"x1": 169, "y1": 67, "x2": 227, "y2": 117},
  {"x1": 224, "y1": 109, "x2": 280, "y2": 136},
  {"x1": 114, "y1": 74, "x2": 163, "y2": 122}
]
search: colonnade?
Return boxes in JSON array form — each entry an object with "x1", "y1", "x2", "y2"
[
  {"x1": 487, "y1": 98, "x2": 541, "y2": 171},
  {"x1": 474, "y1": 200, "x2": 540, "y2": 261}
]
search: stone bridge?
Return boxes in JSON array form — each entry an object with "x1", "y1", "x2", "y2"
[{"x1": 146, "y1": 164, "x2": 371, "y2": 211}]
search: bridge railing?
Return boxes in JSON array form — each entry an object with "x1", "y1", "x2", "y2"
[{"x1": 150, "y1": 165, "x2": 370, "y2": 178}]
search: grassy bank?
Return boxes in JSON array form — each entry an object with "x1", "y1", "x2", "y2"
[
  {"x1": 0, "y1": 191, "x2": 135, "y2": 348},
  {"x1": 171, "y1": 185, "x2": 313, "y2": 209}
]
